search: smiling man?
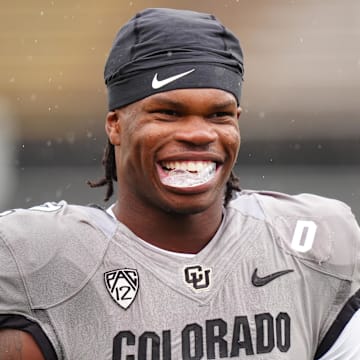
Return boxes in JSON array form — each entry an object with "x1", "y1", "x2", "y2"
[
  {"x1": 0, "y1": 8, "x2": 360, "y2": 360},
  {"x1": 103, "y1": 88, "x2": 240, "y2": 253}
]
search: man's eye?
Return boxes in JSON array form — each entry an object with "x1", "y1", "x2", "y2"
[
  {"x1": 150, "y1": 109, "x2": 178, "y2": 117},
  {"x1": 158, "y1": 109, "x2": 178, "y2": 116},
  {"x1": 215, "y1": 112, "x2": 233, "y2": 117},
  {"x1": 210, "y1": 112, "x2": 234, "y2": 120}
]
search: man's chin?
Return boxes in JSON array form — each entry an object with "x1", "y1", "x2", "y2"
[
  {"x1": 158, "y1": 193, "x2": 223, "y2": 216},
  {"x1": 162, "y1": 204, "x2": 209, "y2": 216}
]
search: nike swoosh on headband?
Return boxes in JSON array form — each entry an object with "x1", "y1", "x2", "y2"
[{"x1": 151, "y1": 69, "x2": 196, "y2": 89}]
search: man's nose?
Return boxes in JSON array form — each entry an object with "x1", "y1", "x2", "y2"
[{"x1": 173, "y1": 117, "x2": 218, "y2": 146}]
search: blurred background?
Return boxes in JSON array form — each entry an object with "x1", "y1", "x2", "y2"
[{"x1": 1, "y1": 0, "x2": 359, "y2": 217}]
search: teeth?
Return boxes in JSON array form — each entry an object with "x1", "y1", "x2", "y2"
[
  {"x1": 161, "y1": 161, "x2": 214, "y2": 173},
  {"x1": 160, "y1": 161, "x2": 217, "y2": 188}
]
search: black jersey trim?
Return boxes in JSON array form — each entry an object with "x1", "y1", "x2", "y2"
[
  {"x1": 314, "y1": 288, "x2": 360, "y2": 359},
  {"x1": 0, "y1": 314, "x2": 58, "y2": 360}
]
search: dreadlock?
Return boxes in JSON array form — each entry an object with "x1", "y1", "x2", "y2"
[
  {"x1": 88, "y1": 141, "x2": 241, "y2": 206},
  {"x1": 224, "y1": 170, "x2": 241, "y2": 206},
  {"x1": 87, "y1": 140, "x2": 116, "y2": 201}
]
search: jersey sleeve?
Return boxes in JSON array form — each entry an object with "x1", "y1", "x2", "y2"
[
  {"x1": 315, "y1": 295, "x2": 360, "y2": 359},
  {"x1": 0, "y1": 201, "x2": 115, "y2": 359},
  {"x1": 0, "y1": 224, "x2": 30, "y2": 312},
  {"x1": 0, "y1": 217, "x2": 58, "y2": 359},
  {"x1": 251, "y1": 190, "x2": 360, "y2": 358}
]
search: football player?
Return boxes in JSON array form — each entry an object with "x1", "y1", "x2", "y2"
[{"x1": 0, "y1": 8, "x2": 359, "y2": 359}]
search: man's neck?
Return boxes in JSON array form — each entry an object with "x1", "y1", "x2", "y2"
[{"x1": 112, "y1": 200, "x2": 224, "y2": 254}]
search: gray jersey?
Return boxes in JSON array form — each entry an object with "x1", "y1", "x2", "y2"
[{"x1": 0, "y1": 190, "x2": 359, "y2": 359}]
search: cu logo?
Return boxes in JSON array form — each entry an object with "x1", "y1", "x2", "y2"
[{"x1": 184, "y1": 265, "x2": 211, "y2": 291}]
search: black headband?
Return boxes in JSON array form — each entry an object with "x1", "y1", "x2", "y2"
[{"x1": 105, "y1": 8, "x2": 244, "y2": 110}]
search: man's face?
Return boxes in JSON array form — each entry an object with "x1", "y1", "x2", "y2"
[{"x1": 106, "y1": 88, "x2": 241, "y2": 215}]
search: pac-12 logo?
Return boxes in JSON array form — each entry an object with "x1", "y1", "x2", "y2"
[
  {"x1": 184, "y1": 265, "x2": 212, "y2": 291},
  {"x1": 104, "y1": 269, "x2": 139, "y2": 309}
]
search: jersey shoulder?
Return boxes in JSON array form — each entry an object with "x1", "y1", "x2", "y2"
[
  {"x1": 230, "y1": 190, "x2": 360, "y2": 282},
  {"x1": 0, "y1": 201, "x2": 117, "y2": 309}
]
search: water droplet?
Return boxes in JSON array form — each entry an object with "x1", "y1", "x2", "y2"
[
  {"x1": 55, "y1": 189, "x2": 63, "y2": 198},
  {"x1": 66, "y1": 132, "x2": 76, "y2": 144}
]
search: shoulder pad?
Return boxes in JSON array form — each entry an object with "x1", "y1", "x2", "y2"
[
  {"x1": 0, "y1": 201, "x2": 117, "y2": 308},
  {"x1": 234, "y1": 191, "x2": 360, "y2": 281}
]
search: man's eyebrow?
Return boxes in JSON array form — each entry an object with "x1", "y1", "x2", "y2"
[
  {"x1": 147, "y1": 97, "x2": 184, "y2": 108},
  {"x1": 146, "y1": 96, "x2": 237, "y2": 110},
  {"x1": 210, "y1": 99, "x2": 237, "y2": 110}
]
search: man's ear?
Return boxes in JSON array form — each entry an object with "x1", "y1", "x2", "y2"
[
  {"x1": 237, "y1": 106, "x2": 242, "y2": 120},
  {"x1": 105, "y1": 111, "x2": 121, "y2": 145}
]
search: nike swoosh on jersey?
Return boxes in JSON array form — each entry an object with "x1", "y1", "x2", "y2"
[
  {"x1": 151, "y1": 69, "x2": 196, "y2": 89},
  {"x1": 251, "y1": 268, "x2": 294, "y2": 287}
]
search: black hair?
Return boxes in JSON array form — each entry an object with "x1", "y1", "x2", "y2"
[{"x1": 88, "y1": 140, "x2": 241, "y2": 206}]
